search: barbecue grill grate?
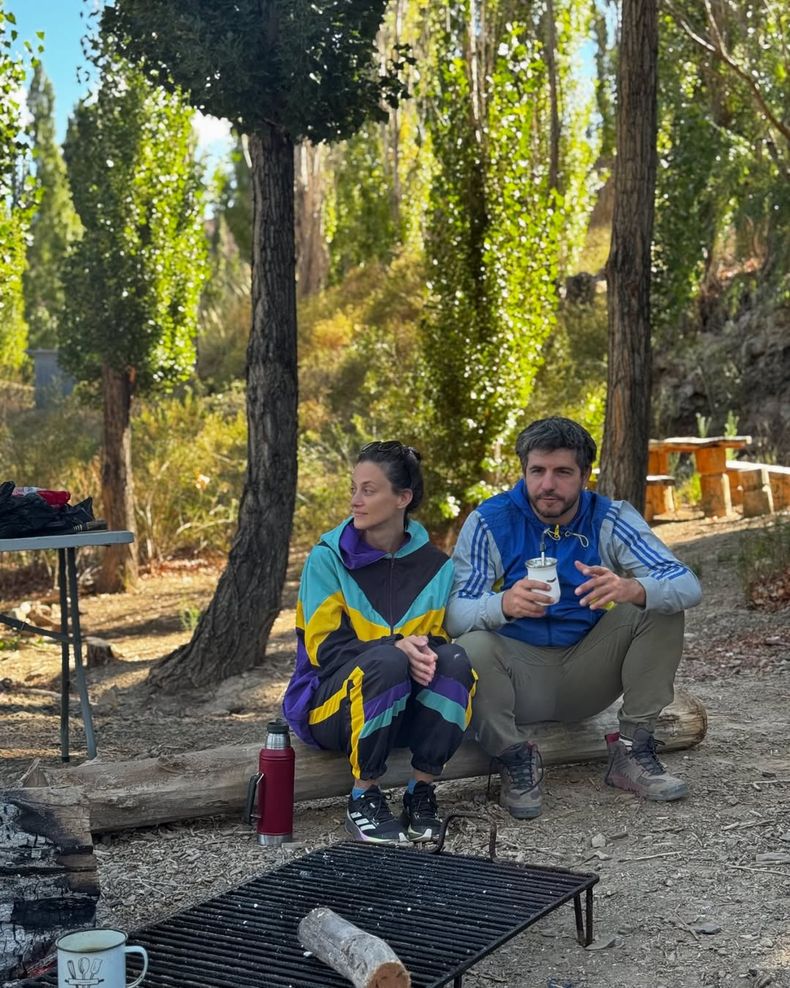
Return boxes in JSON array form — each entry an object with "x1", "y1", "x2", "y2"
[{"x1": 21, "y1": 835, "x2": 598, "y2": 987}]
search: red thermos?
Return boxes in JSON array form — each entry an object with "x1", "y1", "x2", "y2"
[{"x1": 245, "y1": 720, "x2": 295, "y2": 846}]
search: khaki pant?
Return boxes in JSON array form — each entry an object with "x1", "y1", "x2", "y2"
[{"x1": 457, "y1": 605, "x2": 684, "y2": 757}]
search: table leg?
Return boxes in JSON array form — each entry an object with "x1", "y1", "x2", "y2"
[
  {"x1": 648, "y1": 449, "x2": 669, "y2": 475},
  {"x1": 58, "y1": 549, "x2": 70, "y2": 762},
  {"x1": 66, "y1": 546, "x2": 97, "y2": 759},
  {"x1": 695, "y1": 447, "x2": 732, "y2": 518}
]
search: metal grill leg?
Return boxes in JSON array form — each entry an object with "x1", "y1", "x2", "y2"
[
  {"x1": 573, "y1": 893, "x2": 584, "y2": 944},
  {"x1": 454, "y1": 977, "x2": 463, "y2": 987},
  {"x1": 573, "y1": 890, "x2": 595, "y2": 946}
]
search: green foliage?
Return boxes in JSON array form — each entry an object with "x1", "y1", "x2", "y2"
[
  {"x1": 592, "y1": 1, "x2": 616, "y2": 162},
  {"x1": 0, "y1": 388, "x2": 248, "y2": 560},
  {"x1": 420, "y1": 4, "x2": 596, "y2": 517},
  {"x1": 0, "y1": 395, "x2": 101, "y2": 496},
  {"x1": 102, "y1": 0, "x2": 410, "y2": 144},
  {"x1": 653, "y1": 22, "x2": 728, "y2": 342},
  {"x1": 132, "y1": 388, "x2": 247, "y2": 560},
  {"x1": 196, "y1": 214, "x2": 251, "y2": 390},
  {"x1": 522, "y1": 295, "x2": 608, "y2": 457},
  {"x1": 179, "y1": 604, "x2": 204, "y2": 632},
  {"x1": 216, "y1": 136, "x2": 253, "y2": 262},
  {"x1": 654, "y1": 3, "x2": 790, "y2": 345},
  {"x1": 23, "y1": 64, "x2": 82, "y2": 349},
  {"x1": 0, "y1": 2, "x2": 40, "y2": 375},
  {"x1": 296, "y1": 251, "x2": 429, "y2": 537},
  {"x1": 326, "y1": 121, "x2": 403, "y2": 283},
  {"x1": 60, "y1": 56, "x2": 207, "y2": 393}
]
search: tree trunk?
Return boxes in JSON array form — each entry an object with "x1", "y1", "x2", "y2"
[
  {"x1": 544, "y1": 0, "x2": 561, "y2": 194},
  {"x1": 294, "y1": 141, "x2": 328, "y2": 299},
  {"x1": 97, "y1": 363, "x2": 138, "y2": 592},
  {"x1": 598, "y1": 0, "x2": 658, "y2": 512},
  {"x1": 148, "y1": 122, "x2": 298, "y2": 690}
]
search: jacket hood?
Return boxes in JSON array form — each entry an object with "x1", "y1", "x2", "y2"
[{"x1": 319, "y1": 517, "x2": 431, "y2": 571}]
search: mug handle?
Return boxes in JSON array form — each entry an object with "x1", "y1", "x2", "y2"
[{"x1": 125, "y1": 945, "x2": 149, "y2": 987}]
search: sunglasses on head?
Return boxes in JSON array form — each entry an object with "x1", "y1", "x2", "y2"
[{"x1": 360, "y1": 440, "x2": 419, "y2": 458}]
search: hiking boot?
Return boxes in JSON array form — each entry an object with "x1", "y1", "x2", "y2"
[
  {"x1": 401, "y1": 781, "x2": 442, "y2": 842},
  {"x1": 498, "y1": 741, "x2": 544, "y2": 819},
  {"x1": 604, "y1": 728, "x2": 688, "y2": 801},
  {"x1": 345, "y1": 786, "x2": 409, "y2": 844}
]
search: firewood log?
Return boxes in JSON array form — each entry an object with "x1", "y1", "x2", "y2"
[
  {"x1": 0, "y1": 787, "x2": 99, "y2": 982},
  {"x1": 298, "y1": 906, "x2": 411, "y2": 988}
]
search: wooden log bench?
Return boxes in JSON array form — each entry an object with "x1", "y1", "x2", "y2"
[
  {"x1": 589, "y1": 471, "x2": 677, "y2": 520},
  {"x1": 649, "y1": 436, "x2": 752, "y2": 518},
  {"x1": 644, "y1": 474, "x2": 677, "y2": 521},
  {"x1": 727, "y1": 460, "x2": 790, "y2": 514},
  {"x1": 19, "y1": 689, "x2": 707, "y2": 835}
]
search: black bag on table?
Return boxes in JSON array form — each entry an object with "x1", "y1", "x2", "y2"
[{"x1": 0, "y1": 481, "x2": 104, "y2": 539}]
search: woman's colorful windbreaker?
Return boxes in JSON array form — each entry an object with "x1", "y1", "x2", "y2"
[{"x1": 282, "y1": 517, "x2": 454, "y2": 745}]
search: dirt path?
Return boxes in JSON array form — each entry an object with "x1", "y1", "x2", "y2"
[{"x1": 2, "y1": 514, "x2": 789, "y2": 987}]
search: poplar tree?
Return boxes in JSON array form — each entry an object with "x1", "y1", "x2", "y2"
[
  {"x1": 23, "y1": 64, "x2": 81, "y2": 350},
  {"x1": 60, "y1": 55, "x2": 206, "y2": 591},
  {"x1": 0, "y1": 3, "x2": 36, "y2": 374}
]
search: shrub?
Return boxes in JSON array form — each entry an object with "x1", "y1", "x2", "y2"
[
  {"x1": 132, "y1": 387, "x2": 247, "y2": 560},
  {"x1": 737, "y1": 514, "x2": 790, "y2": 611}
]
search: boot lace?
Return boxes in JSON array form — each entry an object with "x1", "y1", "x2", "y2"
[
  {"x1": 504, "y1": 743, "x2": 544, "y2": 791},
  {"x1": 631, "y1": 735, "x2": 666, "y2": 776}
]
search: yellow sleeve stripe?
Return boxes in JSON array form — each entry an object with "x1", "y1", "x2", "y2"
[
  {"x1": 301, "y1": 594, "x2": 392, "y2": 666},
  {"x1": 398, "y1": 607, "x2": 446, "y2": 639},
  {"x1": 301, "y1": 591, "x2": 347, "y2": 666}
]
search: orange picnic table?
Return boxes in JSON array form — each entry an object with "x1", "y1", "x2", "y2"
[{"x1": 648, "y1": 435, "x2": 752, "y2": 518}]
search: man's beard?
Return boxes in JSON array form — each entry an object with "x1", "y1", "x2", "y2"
[{"x1": 529, "y1": 492, "x2": 580, "y2": 521}]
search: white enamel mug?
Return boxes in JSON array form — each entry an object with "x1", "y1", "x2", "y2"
[
  {"x1": 57, "y1": 929, "x2": 148, "y2": 988},
  {"x1": 525, "y1": 556, "x2": 561, "y2": 605}
]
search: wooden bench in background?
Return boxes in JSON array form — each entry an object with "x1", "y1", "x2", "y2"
[
  {"x1": 644, "y1": 474, "x2": 677, "y2": 521},
  {"x1": 649, "y1": 436, "x2": 752, "y2": 518},
  {"x1": 589, "y1": 470, "x2": 677, "y2": 521},
  {"x1": 726, "y1": 460, "x2": 790, "y2": 516}
]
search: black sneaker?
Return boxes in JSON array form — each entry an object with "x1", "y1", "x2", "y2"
[
  {"x1": 345, "y1": 786, "x2": 409, "y2": 844},
  {"x1": 401, "y1": 781, "x2": 442, "y2": 842}
]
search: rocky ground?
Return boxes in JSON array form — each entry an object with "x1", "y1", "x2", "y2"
[{"x1": 1, "y1": 512, "x2": 789, "y2": 987}]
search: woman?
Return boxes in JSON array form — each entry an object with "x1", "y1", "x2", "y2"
[{"x1": 283, "y1": 441, "x2": 475, "y2": 844}]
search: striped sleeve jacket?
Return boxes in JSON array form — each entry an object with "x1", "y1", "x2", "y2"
[{"x1": 446, "y1": 483, "x2": 702, "y2": 648}]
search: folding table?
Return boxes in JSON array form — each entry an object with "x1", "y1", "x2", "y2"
[{"x1": 0, "y1": 530, "x2": 134, "y2": 761}]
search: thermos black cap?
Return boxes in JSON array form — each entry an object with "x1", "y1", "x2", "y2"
[{"x1": 267, "y1": 719, "x2": 289, "y2": 734}]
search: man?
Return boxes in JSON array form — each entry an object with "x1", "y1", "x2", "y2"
[{"x1": 447, "y1": 417, "x2": 702, "y2": 819}]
